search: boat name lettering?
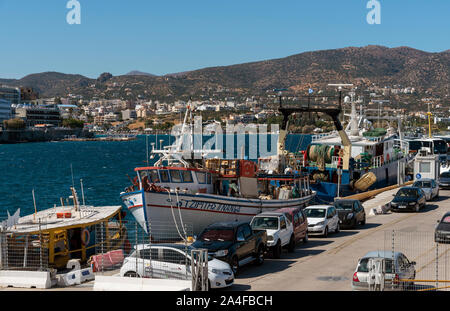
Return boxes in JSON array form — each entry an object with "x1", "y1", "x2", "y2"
[{"x1": 177, "y1": 199, "x2": 240, "y2": 213}]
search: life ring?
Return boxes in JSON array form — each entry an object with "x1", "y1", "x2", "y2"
[
  {"x1": 81, "y1": 228, "x2": 90, "y2": 246},
  {"x1": 386, "y1": 154, "x2": 390, "y2": 162}
]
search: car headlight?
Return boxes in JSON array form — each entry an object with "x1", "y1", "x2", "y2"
[
  {"x1": 390, "y1": 202, "x2": 398, "y2": 207},
  {"x1": 267, "y1": 236, "x2": 274, "y2": 241},
  {"x1": 211, "y1": 268, "x2": 233, "y2": 275},
  {"x1": 315, "y1": 221, "x2": 324, "y2": 226},
  {"x1": 408, "y1": 202, "x2": 416, "y2": 205},
  {"x1": 214, "y1": 249, "x2": 228, "y2": 257},
  {"x1": 347, "y1": 213, "x2": 354, "y2": 219}
]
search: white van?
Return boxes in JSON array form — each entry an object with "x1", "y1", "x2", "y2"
[{"x1": 250, "y1": 212, "x2": 295, "y2": 258}]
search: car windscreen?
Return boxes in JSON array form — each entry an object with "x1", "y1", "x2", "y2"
[
  {"x1": 305, "y1": 208, "x2": 326, "y2": 218},
  {"x1": 198, "y1": 229, "x2": 234, "y2": 242},
  {"x1": 396, "y1": 188, "x2": 418, "y2": 198},
  {"x1": 413, "y1": 181, "x2": 431, "y2": 188},
  {"x1": 357, "y1": 258, "x2": 393, "y2": 273},
  {"x1": 440, "y1": 172, "x2": 450, "y2": 178},
  {"x1": 251, "y1": 217, "x2": 279, "y2": 230},
  {"x1": 334, "y1": 202, "x2": 353, "y2": 210}
]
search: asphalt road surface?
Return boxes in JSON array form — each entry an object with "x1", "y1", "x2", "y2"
[{"x1": 228, "y1": 190, "x2": 450, "y2": 291}]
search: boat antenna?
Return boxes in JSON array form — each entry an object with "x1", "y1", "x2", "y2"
[
  {"x1": 146, "y1": 134, "x2": 149, "y2": 165},
  {"x1": 80, "y1": 179, "x2": 86, "y2": 207},
  {"x1": 70, "y1": 163, "x2": 75, "y2": 190},
  {"x1": 273, "y1": 88, "x2": 287, "y2": 109},
  {"x1": 427, "y1": 103, "x2": 433, "y2": 138},
  {"x1": 32, "y1": 189, "x2": 37, "y2": 221}
]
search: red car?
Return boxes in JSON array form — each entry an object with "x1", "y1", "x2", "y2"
[{"x1": 275, "y1": 207, "x2": 309, "y2": 244}]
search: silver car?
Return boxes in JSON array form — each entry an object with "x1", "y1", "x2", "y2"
[
  {"x1": 352, "y1": 251, "x2": 416, "y2": 291},
  {"x1": 413, "y1": 179, "x2": 439, "y2": 201}
]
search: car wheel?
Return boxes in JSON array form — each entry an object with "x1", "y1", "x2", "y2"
[
  {"x1": 231, "y1": 256, "x2": 239, "y2": 275},
  {"x1": 335, "y1": 222, "x2": 340, "y2": 233},
  {"x1": 323, "y1": 226, "x2": 328, "y2": 238},
  {"x1": 124, "y1": 271, "x2": 140, "y2": 278},
  {"x1": 273, "y1": 241, "x2": 282, "y2": 259},
  {"x1": 254, "y1": 245, "x2": 264, "y2": 265},
  {"x1": 288, "y1": 235, "x2": 295, "y2": 253},
  {"x1": 303, "y1": 232, "x2": 309, "y2": 243}
]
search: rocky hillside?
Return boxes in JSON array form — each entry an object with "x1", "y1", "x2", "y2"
[{"x1": 1, "y1": 46, "x2": 448, "y2": 99}]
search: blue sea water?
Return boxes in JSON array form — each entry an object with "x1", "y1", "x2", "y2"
[{"x1": 0, "y1": 134, "x2": 311, "y2": 219}]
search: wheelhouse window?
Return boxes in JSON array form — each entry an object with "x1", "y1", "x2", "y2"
[
  {"x1": 139, "y1": 170, "x2": 149, "y2": 182},
  {"x1": 181, "y1": 170, "x2": 193, "y2": 183},
  {"x1": 149, "y1": 170, "x2": 160, "y2": 183},
  {"x1": 434, "y1": 140, "x2": 447, "y2": 154},
  {"x1": 159, "y1": 170, "x2": 170, "y2": 183},
  {"x1": 196, "y1": 171, "x2": 206, "y2": 184},
  {"x1": 169, "y1": 170, "x2": 182, "y2": 183}
]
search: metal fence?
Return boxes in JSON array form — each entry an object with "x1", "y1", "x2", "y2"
[
  {"x1": 0, "y1": 217, "x2": 211, "y2": 290},
  {"x1": 93, "y1": 220, "x2": 195, "y2": 280},
  {"x1": 381, "y1": 230, "x2": 450, "y2": 291},
  {"x1": 0, "y1": 231, "x2": 49, "y2": 271}
]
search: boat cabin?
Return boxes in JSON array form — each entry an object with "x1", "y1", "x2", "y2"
[
  {"x1": 134, "y1": 166, "x2": 215, "y2": 195},
  {"x1": 1, "y1": 205, "x2": 127, "y2": 270}
]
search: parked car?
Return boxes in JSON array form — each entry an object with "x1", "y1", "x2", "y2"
[
  {"x1": 435, "y1": 212, "x2": 450, "y2": 244},
  {"x1": 120, "y1": 244, "x2": 234, "y2": 289},
  {"x1": 191, "y1": 222, "x2": 267, "y2": 274},
  {"x1": 275, "y1": 207, "x2": 309, "y2": 244},
  {"x1": 352, "y1": 251, "x2": 416, "y2": 291},
  {"x1": 390, "y1": 187, "x2": 426, "y2": 212},
  {"x1": 439, "y1": 171, "x2": 450, "y2": 189},
  {"x1": 305, "y1": 205, "x2": 340, "y2": 237},
  {"x1": 412, "y1": 178, "x2": 439, "y2": 201},
  {"x1": 333, "y1": 199, "x2": 366, "y2": 229},
  {"x1": 250, "y1": 211, "x2": 294, "y2": 258}
]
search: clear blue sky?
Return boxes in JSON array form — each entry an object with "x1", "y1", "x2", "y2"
[{"x1": 0, "y1": 0, "x2": 448, "y2": 79}]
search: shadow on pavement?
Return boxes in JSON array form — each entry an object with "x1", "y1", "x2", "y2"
[
  {"x1": 420, "y1": 204, "x2": 439, "y2": 212},
  {"x1": 235, "y1": 259, "x2": 299, "y2": 279},
  {"x1": 433, "y1": 195, "x2": 449, "y2": 203}
]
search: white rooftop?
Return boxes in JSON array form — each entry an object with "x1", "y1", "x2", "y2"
[{"x1": 6, "y1": 205, "x2": 122, "y2": 234}]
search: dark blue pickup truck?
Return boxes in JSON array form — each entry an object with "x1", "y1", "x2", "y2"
[{"x1": 192, "y1": 221, "x2": 267, "y2": 274}]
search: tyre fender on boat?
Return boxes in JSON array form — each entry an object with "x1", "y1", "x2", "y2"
[{"x1": 81, "y1": 228, "x2": 90, "y2": 246}]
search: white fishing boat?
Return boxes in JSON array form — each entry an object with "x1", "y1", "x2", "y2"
[{"x1": 120, "y1": 104, "x2": 316, "y2": 236}]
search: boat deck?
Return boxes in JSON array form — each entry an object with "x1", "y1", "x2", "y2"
[{"x1": 8, "y1": 205, "x2": 122, "y2": 234}]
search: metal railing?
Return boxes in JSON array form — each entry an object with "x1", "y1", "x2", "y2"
[
  {"x1": 93, "y1": 220, "x2": 194, "y2": 282},
  {"x1": 376, "y1": 231, "x2": 450, "y2": 291},
  {"x1": 0, "y1": 231, "x2": 49, "y2": 272}
]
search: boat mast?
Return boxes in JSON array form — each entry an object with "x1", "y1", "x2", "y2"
[{"x1": 427, "y1": 102, "x2": 433, "y2": 138}]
